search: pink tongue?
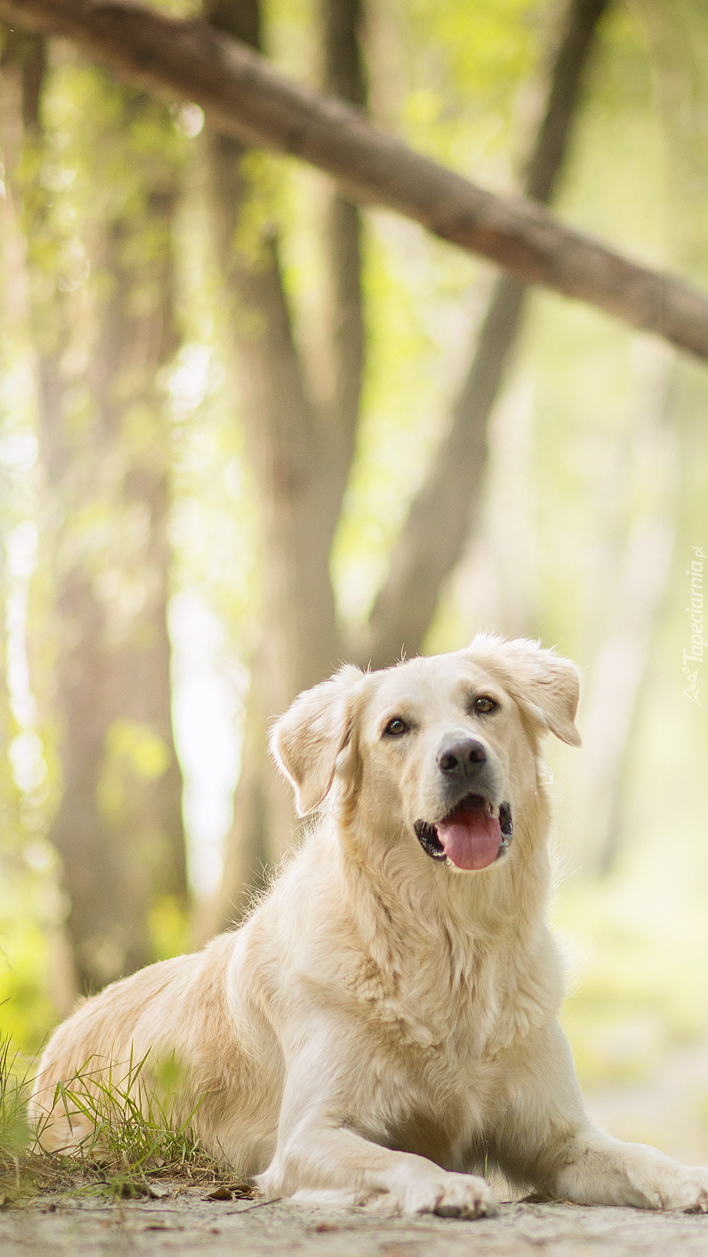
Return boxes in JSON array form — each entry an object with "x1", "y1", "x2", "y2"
[{"x1": 436, "y1": 808, "x2": 501, "y2": 870}]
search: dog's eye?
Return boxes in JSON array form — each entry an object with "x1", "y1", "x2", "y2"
[
  {"x1": 474, "y1": 695, "x2": 498, "y2": 715},
  {"x1": 383, "y1": 716, "x2": 408, "y2": 737}
]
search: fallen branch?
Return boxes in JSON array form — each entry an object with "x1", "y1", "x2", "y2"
[{"x1": 2, "y1": 0, "x2": 708, "y2": 359}]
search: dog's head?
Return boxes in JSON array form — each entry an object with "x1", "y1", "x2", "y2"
[{"x1": 271, "y1": 636, "x2": 580, "y2": 873}]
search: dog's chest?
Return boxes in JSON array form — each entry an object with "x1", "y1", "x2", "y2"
[
  {"x1": 352, "y1": 951, "x2": 514, "y2": 1166},
  {"x1": 366, "y1": 1020, "x2": 504, "y2": 1170},
  {"x1": 352, "y1": 936, "x2": 516, "y2": 1055}
]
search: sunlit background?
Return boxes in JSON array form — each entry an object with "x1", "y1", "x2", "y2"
[{"x1": 1, "y1": 0, "x2": 708, "y2": 1164}]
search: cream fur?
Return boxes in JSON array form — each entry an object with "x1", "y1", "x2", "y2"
[{"x1": 30, "y1": 636, "x2": 708, "y2": 1217}]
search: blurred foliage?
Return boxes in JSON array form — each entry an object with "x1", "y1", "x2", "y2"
[
  {"x1": 557, "y1": 876, "x2": 708, "y2": 1088},
  {"x1": 0, "y1": 0, "x2": 707, "y2": 1164}
]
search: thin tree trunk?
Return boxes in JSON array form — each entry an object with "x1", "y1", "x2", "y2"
[
  {"x1": 568, "y1": 350, "x2": 678, "y2": 874},
  {"x1": 316, "y1": 0, "x2": 366, "y2": 543},
  {"x1": 9, "y1": 45, "x2": 188, "y2": 993},
  {"x1": 365, "y1": 0, "x2": 611, "y2": 667},
  {"x1": 204, "y1": 4, "x2": 340, "y2": 699}
]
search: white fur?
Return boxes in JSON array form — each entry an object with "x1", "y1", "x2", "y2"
[{"x1": 30, "y1": 637, "x2": 708, "y2": 1217}]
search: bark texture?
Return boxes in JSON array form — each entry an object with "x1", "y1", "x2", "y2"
[
  {"x1": 2, "y1": 0, "x2": 708, "y2": 358},
  {"x1": 199, "y1": 0, "x2": 367, "y2": 935},
  {"x1": 317, "y1": 0, "x2": 366, "y2": 545}
]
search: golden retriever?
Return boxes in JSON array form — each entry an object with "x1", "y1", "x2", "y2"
[{"x1": 31, "y1": 636, "x2": 708, "y2": 1216}]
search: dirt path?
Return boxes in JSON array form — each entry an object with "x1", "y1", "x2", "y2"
[{"x1": 2, "y1": 1192, "x2": 708, "y2": 1257}]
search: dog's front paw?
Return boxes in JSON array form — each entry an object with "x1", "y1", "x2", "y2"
[
  {"x1": 398, "y1": 1171, "x2": 498, "y2": 1219},
  {"x1": 620, "y1": 1157, "x2": 708, "y2": 1212},
  {"x1": 654, "y1": 1166, "x2": 708, "y2": 1213}
]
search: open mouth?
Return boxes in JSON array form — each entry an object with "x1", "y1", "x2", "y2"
[{"x1": 414, "y1": 796, "x2": 513, "y2": 870}]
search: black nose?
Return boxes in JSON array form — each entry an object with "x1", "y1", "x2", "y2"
[{"x1": 437, "y1": 737, "x2": 487, "y2": 775}]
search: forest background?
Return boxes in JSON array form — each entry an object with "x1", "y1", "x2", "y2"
[{"x1": 1, "y1": 0, "x2": 708, "y2": 1165}]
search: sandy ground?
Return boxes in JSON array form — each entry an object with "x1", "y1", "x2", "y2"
[{"x1": 3, "y1": 1191, "x2": 708, "y2": 1257}]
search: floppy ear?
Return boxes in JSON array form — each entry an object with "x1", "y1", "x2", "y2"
[
  {"x1": 270, "y1": 665, "x2": 366, "y2": 816},
  {"x1": 467, "y1": 634, "x2": 582, "y2": 747}
]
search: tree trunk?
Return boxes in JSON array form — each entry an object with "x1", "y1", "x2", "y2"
[
  {"x1": 317, "y1": 0, "x2": 366, "y2": 543},
  {"x1": 568, "y1": 349, "x2": 678, "y2": 874},
  {"x1": 365, "y1": 0, "x2": 611, "y2": 667},
  {"x1": 198, "y1": 0, "x2": 367, "y2": 939},
  {"x1": 9, "y1": 45, "x2": 188, "y2": 993}
]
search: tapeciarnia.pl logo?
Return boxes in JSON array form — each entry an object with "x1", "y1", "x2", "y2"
[{"x1": 683, "y1": 545, "x2": 705, "y2": 706}]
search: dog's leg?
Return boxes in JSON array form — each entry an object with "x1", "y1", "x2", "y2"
[
  {"x1": 551, "y1": 1127, "x2": 708, "y2": 1211},
  {"x1": 256, "y1": 1028, "x2": 497, "y2": 1218},
  {"x1": 495, "y1": 1021, "x2": 708, "y2": 1212},
  {"x1": 259, "y1": 1121, "x2": 498, "y2": 1216}
]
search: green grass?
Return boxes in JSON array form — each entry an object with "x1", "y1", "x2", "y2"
[
  {"x1": 0, "y1": 1036, "x2": 32, "y2": 1202},
  {"x1": 0, "y1": 1036, "x2": 252, "y2": 1206}
]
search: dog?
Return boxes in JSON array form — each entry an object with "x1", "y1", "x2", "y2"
[{"x1": 31, "y1": 636, "x2": 708, "y2": 1216}]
